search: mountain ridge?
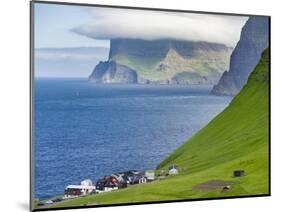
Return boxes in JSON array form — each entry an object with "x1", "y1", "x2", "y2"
[{"x1": 211, "y1": 16, "x2": 269, "y2": 95}]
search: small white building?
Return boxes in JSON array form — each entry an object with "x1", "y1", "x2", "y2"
[
  {"x1": 145, "y1": 170, "x2": 155, "y2": 181},
  {"x1": 64, "y1": 179, "x2": 95, "y2": 198},
  {"x1": 168, "y1": 165, "x2": 179, "y2": 175}
]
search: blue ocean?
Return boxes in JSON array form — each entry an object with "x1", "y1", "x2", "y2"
[{"x1": 34, "y1": 79, "x2": 232, "y2": 199}]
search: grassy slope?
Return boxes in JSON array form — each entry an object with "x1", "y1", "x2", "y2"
[{"x1": 50, "y1": 49, "x2": 269, "y2": 208}]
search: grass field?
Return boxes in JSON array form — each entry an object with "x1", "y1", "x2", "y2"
[{"x1": 41, "y1": 48, "x2": 269, "y2": 209}]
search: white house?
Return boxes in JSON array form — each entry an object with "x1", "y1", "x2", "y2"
[
  {"x1": 168, "y1": 165, "x2": 179, "y2": 175},
  {"x1": 145, "y1": 170, "x2": 155, "y2": 181},
  {"x1": 64, "y1": 179, "x2": 95, "y2": 198}
]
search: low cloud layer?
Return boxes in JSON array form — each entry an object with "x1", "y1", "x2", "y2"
[{"x1": 72, "y1": 8, "x2": 248, "y2": 47}]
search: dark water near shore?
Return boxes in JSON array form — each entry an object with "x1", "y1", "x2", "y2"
[{"x1": 34, "y1": 79, "x2": 232, "y2": 199}]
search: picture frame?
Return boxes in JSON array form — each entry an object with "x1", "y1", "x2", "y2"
[{"x1": 30, "y1": 1, "x2": 271, "y2": 211}]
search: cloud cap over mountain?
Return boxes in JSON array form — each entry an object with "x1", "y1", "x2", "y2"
[{"x1": 72, "y1": 8, "x2": 248, "y2": 47}]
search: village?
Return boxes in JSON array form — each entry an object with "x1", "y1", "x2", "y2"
[{"x1": 37, "y1": 165, "x2": 180, "y2": 207}]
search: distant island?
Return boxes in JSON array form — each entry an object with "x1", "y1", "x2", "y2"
[{"x1": 89, "y1": 39, "x2": 232, "y2": 85}]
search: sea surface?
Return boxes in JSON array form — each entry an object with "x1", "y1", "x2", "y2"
[{"x1": 34, "y1": 78, "x2": 232, "y2": 199}]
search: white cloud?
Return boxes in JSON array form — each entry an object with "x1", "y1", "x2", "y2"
[{"x1": 72, "y1": 7, "x2": 248, "y2": 47}]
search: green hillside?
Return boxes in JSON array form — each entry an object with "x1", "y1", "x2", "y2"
[{"x1": 47, "y1": 48, "x2": 269, "y2": 209}]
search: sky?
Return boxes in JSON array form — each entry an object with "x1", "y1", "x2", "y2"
[
  {"x1": 34, "y1": 3, "x2": 109, "y2": 48},
  {"x1": 34, "y1": 2, "x2": 248, "y2": 48},
  {"x1": 34, "y1": 2, "x2": 248, "y2": 78}
]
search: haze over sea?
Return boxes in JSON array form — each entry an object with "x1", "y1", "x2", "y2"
[{"x1": 34, "y1": 79, "x2": 232, "y2": 199}]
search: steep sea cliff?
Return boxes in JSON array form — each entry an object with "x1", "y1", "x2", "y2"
[{"x1": 211, "y1": 16, "x2": 269, "y2": 95}]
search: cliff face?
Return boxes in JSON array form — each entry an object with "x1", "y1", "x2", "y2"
[
  {"x1": 89, "y1": 39, "x2": 232, "y2": 84},
  {"x1": 89, "y1": 61, "x2": 138, "y2": 84},
  {"x1": 211, "y1": 16, "x2": 269, "y2": 95}
]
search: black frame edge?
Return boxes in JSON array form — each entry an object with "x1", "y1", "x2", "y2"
[{"x1": 30, "y1": 1, "x2": 35, "y2": 211}]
